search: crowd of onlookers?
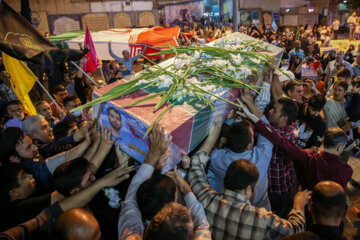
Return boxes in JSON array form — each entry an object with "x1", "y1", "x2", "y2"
[{"x1": 0, "y1": 14, "x2": 360, "y2": 240}]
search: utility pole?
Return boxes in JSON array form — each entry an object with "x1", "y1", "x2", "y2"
[{"x1": 233, "y1": 0, "x2": 238, "y2": 32}]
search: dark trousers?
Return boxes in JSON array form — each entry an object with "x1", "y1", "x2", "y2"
[
  {"x1": 269, "y1": 191, "x2": 294, "y2": 218},
  {"x1": 350, "y1": 25, "x2": 356, "y2": 41},
  {"x1": 333, "y1": 30, "x2": 338, "y2": 40}
]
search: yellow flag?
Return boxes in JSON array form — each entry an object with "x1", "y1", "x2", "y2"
[{"x1": 1, "y1": 52, "x2": 37, "y2": 115}]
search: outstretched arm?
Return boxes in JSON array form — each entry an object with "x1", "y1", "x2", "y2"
[
  {"x1": 118, "y1": 123, "x2": 171, "y2": 240},
  {"x1": 108, "y1": 41, "x2": 124, "y2": 63}
]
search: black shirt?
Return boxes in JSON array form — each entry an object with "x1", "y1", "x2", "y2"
[
  {"x1": 295, "y1": 103, "x2": 326, "y2": 149},
  {"x1": 0, "y1": 194, "x2": 51, "y2": 231},
  {"x1": 310, "y1": 224, "x2": 346, "y2": 240}
]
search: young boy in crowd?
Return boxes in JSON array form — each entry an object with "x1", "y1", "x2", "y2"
[{"x1": 3, "y1": 100, "x2": 26, "y2": 130}]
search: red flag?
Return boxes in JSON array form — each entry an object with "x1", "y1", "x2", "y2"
[{"x1": 83, "y1": 25, "x2": 99, "y2": 73}]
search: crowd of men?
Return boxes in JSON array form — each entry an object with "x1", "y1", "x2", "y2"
[{"x1": 0, "y1": 17, "x2": 360, "y2": 240}]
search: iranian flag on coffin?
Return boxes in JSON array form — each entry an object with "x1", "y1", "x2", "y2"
[
  {"x1": 92, "y1": 33, "x2": 284, "y2": 171},
  {"x1": 66, "y1": 26, "x2": 180, "y2": 60}
]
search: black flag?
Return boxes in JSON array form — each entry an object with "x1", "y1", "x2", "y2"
[
  {"x1": 0, "y1": 1, "x2": 88, "y2": 93},
  {"x1": 21, "y1": 0, "x2": 32, "y2": 23}
]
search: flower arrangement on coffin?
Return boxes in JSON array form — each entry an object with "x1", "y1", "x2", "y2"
[{"x1": 71, "y1": 37, "x2": 293, "y2": 136}]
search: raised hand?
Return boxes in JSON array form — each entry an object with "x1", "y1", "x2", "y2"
[
  {"x1": 99, "y1": 166, "x2": 135, "y2": 188},
  {"x1": 165, "y1": 166, "x2": 192, "y2": 195},
  {"x1": 115, "y1": 144, "x2": 130, "y2": 168},
  {"x1": 145, "y1": 122, "x2": 172, "y2": 167}
]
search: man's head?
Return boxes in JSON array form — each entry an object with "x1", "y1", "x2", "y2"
[
  {"x1": 335, "y1": 68, "x2": 352, "y2": 83},
  {"x1": 335, "y1": 50, "x2": 344, "y2": 63},
  {"x1": 295, "y1": 40, "x2": 301, "y2": 49},
  {"x1": 53, "y1": 158, "x2": 95, "y2": 197},
  {"x1": 224, "y1": 120, "x2": 254, "y2": 153},
  {"x1": 63, "y1": 95, "x2": 81, "y2": 117},
  {"x1": 283, "y1": 82, "x2": 304, "y2": 102},
  {"x1": 224, "y1": 159, "x2": 259, "y2": 203},
  {"x1": 52, "y1": 208, "x2": 101, "y2": 240},
  {"x1": 309, "y1": 181, "x2": 347, "y2": 226},
  {"x1": 323, "y1": 128, "x2": 347, "y2": 155},
  {"x1": 52, "y1": 84, "x2": 68, "y2": 104},
  {"x1": 6, "y1": 100, "x2": 25, "y2": 121},
  {"x1": 35, "y1": 101, "x2": 53, "y2": 122},
  {"x1": 306, "y1": 94, "x2": 327, "y2": 119},
  {"x1": 332, "y1": 80, "x2": 348, "y2": 101},
  {"x1": 144, "y1": 202, "x2": 193, "y2": 240},
  {"x1": 352, "y1": 11, "x2": 357, "y2": 17},
  {"x1": 268, "y1": 97, "x2": 299, "y2": 127},
  {"x1": 351, "y1": 78, "x2": 360, "y2": 94},
  {"x1": 136, "y1": 174, "x2": 177, "y2": 221},
  {"x1": 23, "y1": 115, "x2": 54, "y2": 144},
  {"x1": 108, "y1": 107, "x2": 122, "y2": 132},
  {"x1": 0, "y1": 127, "x2": 38, "y2": 164},
  {"x1": 0, "y1": 163, "x2": 36, "y2": 202},
  {"x1": 53, "y1": 120, "x2": 78, "y2": 141},
  {"x1": 122, "y1": 50, "x2": 130, "y2": 60}
]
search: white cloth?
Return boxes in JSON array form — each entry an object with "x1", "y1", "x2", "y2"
[{"x1": 323, "y1": 97, "x2": 347, "y2": 129}]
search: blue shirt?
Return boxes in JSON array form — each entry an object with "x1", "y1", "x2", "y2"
[
  {"x1": 207, "y1": 116, "x2": 273, "y2": 210},
  {"x1": 288, "y1": 48, "x2": 305, "y2": 61},
  {"x1": 108, "y1": 45, "x2": 146, "y2": 72}
]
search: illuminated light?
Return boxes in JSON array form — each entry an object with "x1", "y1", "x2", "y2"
[
  {"x1": 308, "y1": 8, "x2": 314, "y2": 13},
  {"x1": 286, "y1": 8, "x2": 290, "y2": 12}
]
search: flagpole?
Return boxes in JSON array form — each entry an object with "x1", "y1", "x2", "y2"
[
  {"x1": 36, "y1": 79, "x2": 64, "y2": 116},
  {"x1": 99, "y1": 65, "x2": 106, "y2": 83},
  {"x1": 70, "y1": 61, "x2": 100, "y2": 88}
]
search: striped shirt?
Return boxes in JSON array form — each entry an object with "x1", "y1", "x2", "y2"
[{"x1": 189, "y1": 151, "x2": 306, "y2": 240}]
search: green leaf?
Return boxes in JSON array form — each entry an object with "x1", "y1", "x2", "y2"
[{"x1": 124, "y1": 91, "x2": 165, "y2": 107}]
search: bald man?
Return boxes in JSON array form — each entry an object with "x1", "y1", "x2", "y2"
[
  {"x1": 52, "y1": 208, "x2": 101, "y2": 240},
  {"x1": 308, "y1": 181, "x2": 347, "y2": 240}
]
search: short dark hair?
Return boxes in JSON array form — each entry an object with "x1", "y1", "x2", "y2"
[
  {"x1": 144, "y1": 202, "x2": 192, "y2": 240},
  {"x1": 53, "y1": 120, "x2": 77, "y2": 140},
  {"x1": 136, "y1": 174, "x2": 177, "y2": 221},
  {"x1": 6, "y1": 100, "x2": 22, "y2": 112},
  {"x1": 283, "y1": 81, "x2": 301, "y2": 95},
  {"x1": 52, "y1": 84, "x2": 67, "y2": 95},
  {"x1": 224, "y1": 159, "x2": 259, "y2": 191},
  {"x1": 308, "y1": 94, "x2": 326, "y2": 111},
  {"x1": 0, "y1": 127, "x2": 24, "y2": 164},
  {"x1": 323, "y1": 127, "x2": 347, "y2": 149},
  {"x1": 351, "y1": 78, "x2": 360, "y2": 88},
  {"x1": 224, "y1": 121, "x2": 253, "y2": 153},
  {"x1": 107, "y1": 107, "x2": 120, "y2": 116},
  {"x1": 0, "y1": 163, "x2": 23, "y2": 202},
  {"x1": 311, "y1": 182, "x2": 346, "y2": 220},
  {"x1": 334, "y1": 80, "x2": 349, "y2": 92},
  {"x1": 63, "y1": 95, "x2": 79, "y2": 108},
  {"x1": 278, "y1": 97, "x2": 299, "y2": 125},
  {"x1": 53, "y1": 158, "x2": 89, "y2": 197},
  {"x1": 336, "y1": 68, "x2": 352, "y2": 80},
  {"x1": 34, "y1": 100, "x2": 48, "y2": 109}
]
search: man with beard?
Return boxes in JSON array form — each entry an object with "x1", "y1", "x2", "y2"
[
  {"x1": 108, "y1": 107, "x2": 122, "y2": 139},
  {"x1": 323, "y1": 81, "x2": 348, "y2": 129},
  {"x1": 295, "y1": 94, "x2": 327, "y2": 151},
  {"x1": 106, "y1": 107, "x2": 149, "y2": 160}
]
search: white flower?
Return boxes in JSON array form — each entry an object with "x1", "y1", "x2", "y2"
[
  {"x1": 136, "y1": 79, "x2": 149, "y2": 86},
  {"x1": 193, "y1": 51, "x2": 201, "y2": 60},
  {"x1": 104, "y1": 188, "x2": 121, "y2": 208}
]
